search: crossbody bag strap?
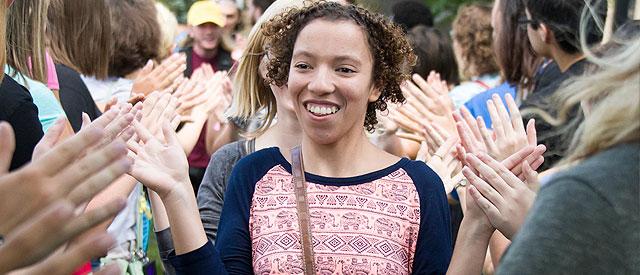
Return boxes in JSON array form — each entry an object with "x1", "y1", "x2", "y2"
[{"x1": 291, "y1": 146, "x2": 317, "y2": 275}]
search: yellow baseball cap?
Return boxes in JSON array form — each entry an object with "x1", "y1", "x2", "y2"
[{"x1": 187, "y1": 1, "x2": 226, "y2": 27}]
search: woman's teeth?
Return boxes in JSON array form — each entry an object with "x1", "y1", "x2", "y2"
[{"x1": 306, "y1": 104, "x2": 339, "y2": 116}]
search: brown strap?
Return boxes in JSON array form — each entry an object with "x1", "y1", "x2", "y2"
[{"x1": 291, "y1": 146, "x2": 316, "y2": 275}]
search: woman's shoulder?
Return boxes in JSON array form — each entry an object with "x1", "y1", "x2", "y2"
[
  {"x1": 230, "y1": 147, "x2": 284, "y2": 179},
  {"x1": 0, "y1": 75, "x2": 34, "y2": 117},
  {"x1": 543, "y1": 143, "x2": 639, "y2": 215},
  {"x1": 399, "y1": 159, "x2": 445, "y2": 192}
]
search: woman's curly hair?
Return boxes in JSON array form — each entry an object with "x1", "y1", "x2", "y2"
[
  {"x1": 452, "y1": 4, "x2": 499, "y2": 79},
  {"x1": 261, "y1": 1, "x2": 416, "y2": 132}
]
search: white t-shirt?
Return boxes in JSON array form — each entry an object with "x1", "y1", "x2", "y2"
[{"x1": 81, "y1": 76, "x2": 133, "y2": 105}]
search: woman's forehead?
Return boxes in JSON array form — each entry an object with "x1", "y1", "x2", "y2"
[{"x1": 292, "y1": 19, "x2": 372, "y2": 61}]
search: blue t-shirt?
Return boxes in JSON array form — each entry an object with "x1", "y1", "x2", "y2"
[
  {"x1": 463, "y1": 82, "x2": 517, "y2": 129},
  {"x1": 169, "y1": 147, "x2": 452, "y2": 274}
]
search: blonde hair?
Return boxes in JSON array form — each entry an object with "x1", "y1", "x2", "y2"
[
  {"x1": 6, "y1": 0, "x2": 48, "y2": 83},
  {"x1": 155, "y1": 2, "x2": 178, "y2": 60},
  {"x1": 227, "y1": 0, "x2": 314, "y2": 137},
  {"x1": 536, "y1": 31, "x2": 640, "y2": 164}
]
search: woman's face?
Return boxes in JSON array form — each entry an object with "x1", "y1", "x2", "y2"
[{"x1": 287, "y1": 19, "x2": 380, "y2": 145}]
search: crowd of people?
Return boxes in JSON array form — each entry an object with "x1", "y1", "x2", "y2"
[{"x1": 0, "y1": 0, "x2": 637, "y2": 274}]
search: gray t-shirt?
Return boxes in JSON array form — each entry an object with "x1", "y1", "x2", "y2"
[
  {"x1": 497, "y1": 143, "x2": 640, "y2": 274},
  {"x1": 156, "y1": 139, "x2": 254, "y2": 274},
  {"x1": 197, "y1": 139, "x2": 254, "y2": 242}
]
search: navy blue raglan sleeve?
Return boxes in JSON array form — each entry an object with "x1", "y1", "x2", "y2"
[
  {"x1": 169, "y1": 148, "x2": 282, "y2": 274},
  {"x1": 404, "y1": 160, "x2": 452, "y2": 275}
]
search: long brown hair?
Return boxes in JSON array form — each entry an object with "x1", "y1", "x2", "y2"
[
  {"x1": 47, "y1": 0, "x2": 112, "y2": 79},
  {"x1": 493, "y1": 0, "x2": 541, "y2": 91},
  {"x1": 6, "y1": 0, "x2": 48, "y2": 83}
]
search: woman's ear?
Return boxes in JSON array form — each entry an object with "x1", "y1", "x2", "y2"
[
  {"x1": 368, "y1": 86, "x2": 382, "y2": 102},
  {"x1": 538, "y1": 23, "x2": 551, "y2": 44}
]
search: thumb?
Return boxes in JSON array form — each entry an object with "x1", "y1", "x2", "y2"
[
  {"x1": 162, "y1": 121, "x2": 179, "y2": 147},
  {"x1": 142, "y1": 60, "x2": 154, "y2": 74},
  {"x1": 0, "y1": 122, "x2": 16, "y2": 174}
]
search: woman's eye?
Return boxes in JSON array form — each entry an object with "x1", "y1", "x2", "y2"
[
  {"x1": 337, "y1": 67, "x2": 355, "y2": 73},
  {"x1": 295, "y1": 63, "x2": 310, "y2": 70}
]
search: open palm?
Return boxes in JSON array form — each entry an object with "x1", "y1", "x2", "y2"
[{"x1": 128, "y1": 121, "x2": 191, "y2": 199}]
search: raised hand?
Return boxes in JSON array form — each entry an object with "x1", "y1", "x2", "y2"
[
  {"x1": 483, "y1": 93, "x2": 537, "y2": 160},
  {"x1": 131, "y1": 53, "x2": 187, "y2": 96},
  {"x1": 128, "y1": 120, "x2": 190, "y2": 199},
  {"x1": 463, "y1": 152, "x2": 539, "y2": 239},
  {"x1": 417, "y1": 137, "x2": 463, "y2": 194},
  {"x1": 0, "y1": 119, "x2": 131, "y2": 236},
  {"x1": 0, "y1": 199, "x2": 125, "y2": 274}
]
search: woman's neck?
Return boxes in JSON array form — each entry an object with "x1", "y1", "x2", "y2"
[
  {"x1": 255, "y1": 109, "x2": 302, "y2": 153},
  {"x1": 299, "y1": 127, "x2": 399, "y2": 178}
]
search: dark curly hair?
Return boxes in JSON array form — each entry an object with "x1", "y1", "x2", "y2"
[{"x1": 262, "y1": 1, "x2": 416, "y2": 132}]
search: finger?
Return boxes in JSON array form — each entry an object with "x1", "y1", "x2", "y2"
[
  {"x1": 412, "y1": 73, "x2": 440, "y2": 99},
  {"x1": 526, "y1": 119, "x2": 537, "y2": 146},
  {"x1": 460, "y1": 106, "x2": 482, "y2": 141},
  {"x1": 162, "y1": 121, "x2": 180, "y2": 147},
  {"x1": 468, "y1": 184, "x2": 503, "y2": 225},
  {"x1": 395, "y1": 132, "x2": 425, "y2": 143},
  {"x1": 61, "y1": 198, "x2": 126, "y2": 243},
  {"x1": 56, "y1": 141, "x2": 129, "y2": 197},
  {"x1": 33, "y1": 233, "x2": 116, "y2": 275},
  {"x1": 67, "y1": 157, "x2": 132, "y2": 205},
  {"x1": 141, "y1": 92, "x2": 161, "y2": 117},
  {"x1": 405, "y1": 80, "x2": 434, "y2": 110},
  {"x1": 416, "y1": 141, "x2": 429, "y2": 162},
  {"x1": 81, "y1": 112, "x2": 91, "y2": 130},
  {"x1": 87, "y1": 107, "x2": 120, "y2": 130},
  {"x1": 38, "y1": 117, "x2": 67, "y2": 148},
  {"x1": 0, "y1": 122, "x2": 15, "y2": 174},
  {"x1": 505, "y1": 93, "x2": 525, "y2": 136},
  {"x1": 132, "y1": 120, "x2": 154, "y2": 144},
  {"x1": 423, "y1": 123, "x2": 445, "y2": 147},
  {"x1": 501, "y1": 145, "x2": 535, "y2": 171},
  {"x1": 522, "y1": 160, "x2": 539, "y2": 189},
  {"x1": 510, "y1": 145, "x2": 546, "y2": 176},
  {"x1": 487, "y1": 98, "x2": 505, "y2": 140},
  {"x1": 477, "y1": 152, "x2": 523, "y2": 189},
  {"x1": 466, "y1": 153, "x2": 513, "y2": 195},
  {"x1": 434, "y1": 137, "x2": 458, "y2": 162},
  {"x1": 117, "y1": 126, "x2": 135, "y2": 142},
  {"x1": 0, "y1": 201, "x2": 75, "y2": 269},
  {"x1": 101, "y1": 113, "x2": 135, "y2": 146},
  {"x1": 477, "y1": 116, "x2": 499, "y2": 155},
  {"x1": 35, "y1": 127, "x2": 104, "y2": 175},
  {"x1": 170, "y1": 115, "x2": 181, "y2": 130},
  {"x1": 493, "y1": 94, "x2": 515, "y2": 136},
  {"x1": 462, "y1": 165, "x2": 507, "y2": 208}
]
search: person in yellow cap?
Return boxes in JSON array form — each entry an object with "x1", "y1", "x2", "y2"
[{"x1": 182, "y1": 1, "x2": 235, "y2": 194}]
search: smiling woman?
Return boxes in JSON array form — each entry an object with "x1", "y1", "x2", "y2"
[{"x1": 127, "y1": 1, "x2": 453, "y2": 274}]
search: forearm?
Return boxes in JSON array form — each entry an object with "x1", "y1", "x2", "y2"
[
  {"x1": 447, "y1": 220, "x2": 492, "y2": 275},
  {"x1": 162, "y1": 188, "x2": 208, "y2": 255},
  {"x1": 489, "y1": 231, "x2": 511, "y2": 268},
  {"x1": 149, "y1": 190, "x2": 170, "y2": 231},
  {"x1": 206, "y1": 122, "x2": 236, "y2": 155},
  {"x1": 176, "y1": 115, "x2": 208, "y2": 155}
]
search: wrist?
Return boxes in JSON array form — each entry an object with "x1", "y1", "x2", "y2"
[{"x1": 460, "y1": 218, "x2": 495, "y2": 241}]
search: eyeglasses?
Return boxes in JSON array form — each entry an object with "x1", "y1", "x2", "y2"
[{"x1": 517, "y1": 18, "x2": 540, "y2": 29}]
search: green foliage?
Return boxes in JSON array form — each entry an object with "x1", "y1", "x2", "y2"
[
  {"x1": 424, "y1": 0, "x2": 492, "y2": 27},
  {"x1": 158, "y1": 0, "x2": 196, "y2": 23}
]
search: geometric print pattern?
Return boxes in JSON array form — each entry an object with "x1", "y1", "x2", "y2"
[{"x1": 249, "y1": 165, "x2": 421, "y2": 274}]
